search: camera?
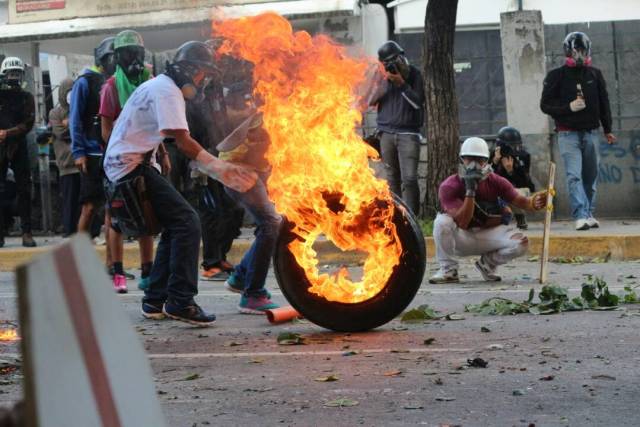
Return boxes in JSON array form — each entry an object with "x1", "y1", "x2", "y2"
[{"x1": 383, "y1": 61, "x2": 398, "y2": 74}]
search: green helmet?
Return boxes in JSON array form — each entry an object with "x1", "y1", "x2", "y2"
[{"x1": 114, "y1": 30, "x2": 144, "y2": 50}]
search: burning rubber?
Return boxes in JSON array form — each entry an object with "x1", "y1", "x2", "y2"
[
  {"x1": 214, "y1": 13, "x2": 426, "y2": 330},
  {"x1": 274, "y1": 196, "x2": 426, "y2": 332}
]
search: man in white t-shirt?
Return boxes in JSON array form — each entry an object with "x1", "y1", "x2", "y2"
[{"x1": 104, "y1": 41, "x2": 257, "y2": 326}]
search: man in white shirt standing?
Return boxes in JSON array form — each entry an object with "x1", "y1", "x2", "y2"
[{"x1": 104, "y1": 41, "x2": 257, "y2": 326}]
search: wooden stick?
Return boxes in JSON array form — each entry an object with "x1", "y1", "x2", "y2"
[{"x1": 540, "y1": 162, "x2": 556, "y2": 284}]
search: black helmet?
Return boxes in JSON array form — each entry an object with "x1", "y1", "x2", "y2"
[
  {"x1": 173, "y1": 41, "x2": 218, "y2": 75},
  {"x1": 166, "y1": 41, "x2": 219, "y2": 100},
  {"x1": 377, "y1": 41, "x2": 404, "y2": 62},
  {"x1": 95, "y1": 36, "x2": 115, "y2": 66},
  {"x1": 498, "y1": 143, "x2": 514, "y2": 158},
  {"x1": 496, "y1": 126, "x2": 522, "y2": 145},
  {"x1": 563, "y1": 32, "x2": 591, "y2": 57}
]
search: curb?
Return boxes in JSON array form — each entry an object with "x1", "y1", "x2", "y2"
[{"x1": 0, "y1": 235, "x2": 636, "y2": 272}]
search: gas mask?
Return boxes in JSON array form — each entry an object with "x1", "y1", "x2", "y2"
[
  {"x1": 566, "y1": 49, "x2": 592, "y2": 67},
  {"x1": 100, "y1": 53, "x2": 116, "y2": 77},
  {"x1": 2, "y1": 70, "x2": 24, "y2": 89},
  {"x1": 458, "y1": 160, "x2": 492, "y2": 181},
  {"x1": 116, "y1": 46, "x2": 146, "y2": 78}
]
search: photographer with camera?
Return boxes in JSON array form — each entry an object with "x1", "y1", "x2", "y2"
[{"x1": 369, "y1": 41, "x2": 424, "y2": 214}]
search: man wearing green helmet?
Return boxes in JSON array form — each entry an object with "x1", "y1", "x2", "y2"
[{"x1": 100, "y1": 29, "x2": 161, "y2": 294}]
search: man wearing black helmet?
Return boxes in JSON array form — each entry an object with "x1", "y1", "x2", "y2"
[
  {"x1": 540, "y1": 31, "x2": 615, "y2": 231},
  {"x1": 0, "y1": 56, "x2": 36, "y2": 248},
  {"x1": 369, "y1": 40, "x2": 425, "y2": 214},
  {"x1": 104, "y1": 41, "x2": 257, "y2": 326},
  {"x1": 491, "y1": 126, "x2": 535, "y2": 229},
  {"x1": 70, "y1": 36, "x2": 115, "y2": 236}
]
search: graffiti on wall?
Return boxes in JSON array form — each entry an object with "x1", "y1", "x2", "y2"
[{"x1": 598, "y1": 132, "x2": 640, "y2": 184}]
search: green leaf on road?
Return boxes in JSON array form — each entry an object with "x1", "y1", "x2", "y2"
[
  {"x1": 182, "y1": 374, "x2": 200, "y2": 381},
  {"x1": 277, "y1": 332, "x2": 305, "y2": 345},
  {"x1": 401, "y1": 304, "x2": 441, "y2": 322},
  {"x1": 465, "y1": 297, "x2": 531, "y2": 315},
  {"x1": 423, "y1": 338, "x2": 436, "y2": 346},
  {"x1": 480, "y1": 326, "x2": 491, "y2": 333}
]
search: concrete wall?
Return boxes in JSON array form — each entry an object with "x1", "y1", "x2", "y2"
[{"x1": 390, "y1": 0, "x2": 640, "y2": 33}]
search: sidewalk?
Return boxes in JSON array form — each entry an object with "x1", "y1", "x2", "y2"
[{"x1": 0, "y1": 219, "x2": 638, "y2": 271}]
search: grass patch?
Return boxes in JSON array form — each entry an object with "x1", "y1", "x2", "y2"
[{"x1": 418, "y1": 219, "x2": 433, "y2": 236}]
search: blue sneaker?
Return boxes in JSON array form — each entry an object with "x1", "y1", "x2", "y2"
[
  {"x1": 141, "y1": 301, "x2": 165, "y2": 320},
  {"x1": 238, "y1": 295, "x2": 279, "y2": 315},
  {"x1": 162, "y1": 301, "x2": 216, "y2": 327},
  {"x1": 138, "y1": 276, "x2": 151, "y2": 291},
  {"x1": 224, "y1": 273, "x2": 244, "y2": 294}
]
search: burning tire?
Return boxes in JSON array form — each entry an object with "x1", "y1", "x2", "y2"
[{"x1": 273, "y1": 196, "x2": 426, "y2": 332}]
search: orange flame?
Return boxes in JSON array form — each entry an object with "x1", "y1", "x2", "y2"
[
  {"x1": 213, "y1": 12, "x2": 402, "y2": 303},
  {"x1": 0, "y1": 328, "x2": 19, "y2": 342}
]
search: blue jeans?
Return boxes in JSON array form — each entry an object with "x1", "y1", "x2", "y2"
[
  {"x1": 132, "y1": 166, "x2": 201, "y2": 307},
  {"x1": 557, "y1": 130, "x2": 599, "y2": 220},
  {"x1": 226, "y1": 173, "x2": 282, "y2": 297},
  {"x1": 379, "y1": 132, "x2": 421, "y2": 214}
]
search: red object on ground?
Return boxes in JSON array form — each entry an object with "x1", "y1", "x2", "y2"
[{"x1": 266, "y1": 306, "x2": 301, "y2": 324}]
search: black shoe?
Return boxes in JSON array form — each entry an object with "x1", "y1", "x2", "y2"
[
  {"x1": 515, "y1": 214, "x2": 528, "y2": 230},
  {"x1": 22, "y1": 233, "x2": 36, "y2": 247},
  {"x1": 141, "y1": 301, "x2": 166, "y2": 320},
  {"x1": 162, "y1": 301, "x2": 216, "y2": 327}
]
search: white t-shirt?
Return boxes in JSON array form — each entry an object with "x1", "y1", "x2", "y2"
[{"x1": 104, "y1": 74, "x2": 188, "y2": 182}]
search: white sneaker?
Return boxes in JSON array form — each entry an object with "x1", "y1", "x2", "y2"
[
  {"x1": 475, "y1": 257, "x2": 501, "y2": 282},
  {"x1": 575, "y1": 219, "x2": 590, "y2": 231},
  {"x1": 428, "y1": 269, "x2": 459, "y2": 284},
  {"x1": 586, "y1": 217, "x2": 600, "y2": 228}
]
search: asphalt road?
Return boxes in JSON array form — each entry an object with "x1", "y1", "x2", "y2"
[{"x1": 0, "y1": 258, "x2": 639, "y2": 427}]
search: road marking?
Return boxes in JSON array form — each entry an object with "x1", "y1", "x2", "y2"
[
  {"x1": 146, "y1": 347, "x2": 473, "y2": 359},
  {"x1": 0, "y1": 347, "x2": 472, "y2": 362}
]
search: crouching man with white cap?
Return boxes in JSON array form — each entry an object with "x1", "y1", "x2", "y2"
[{"x1": 429, "y1": 137, "x2": 548, "y2": 284}]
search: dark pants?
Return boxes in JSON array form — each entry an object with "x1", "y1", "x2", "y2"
[
  {"x1": 166, "y1": 142, "x2": 190, "y2": 194},
  {"x1": 226, "y1": 173, "x2": 282, "y2": 297},
  {"x1": 0, "y1": 141, "x2": 32, "y2": 236},
  {"x1": 59, "y1": 173, "x2": 81, "y2": 236},
  {"x1": 380, "y1": 132, "x2": 421, "y2": 214},
  {"x1": 130, "y1": 166, "x2": 201, "y2": 307},
  {"x1": 199, "y1": 180, "x2": 244, "y2": 269}
]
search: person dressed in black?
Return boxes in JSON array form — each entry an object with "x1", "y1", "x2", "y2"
[
  {"x1": 540, "y1": 31, "x2": 615, "y2": 231},
  {"x1": 0, "y1": 56, "x2": 36, "y2": 248},
  {"x1": 369, "y1": 41, "x2": 425, "y2": 214},
  {"x1": 491, "y1": 127, "x2": 535, "y2": 230},
  {"x1": 185, "y1": 75, "x2": 245, "y2": 282}
]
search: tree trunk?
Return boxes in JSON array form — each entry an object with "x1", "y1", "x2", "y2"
[{"x1": 422, "y1": 0, "x2": 459, "y2": 218}]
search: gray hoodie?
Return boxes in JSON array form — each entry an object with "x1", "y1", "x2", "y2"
[{"x1": 49, "y1": 78, "x2": 78, "y2": 176}]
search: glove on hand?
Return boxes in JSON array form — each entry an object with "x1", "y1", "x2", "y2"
[
  {"x1": 569, "y1": 98, "x2": 586, "y2": 112},
  {"x1": 195, "y1": 150, "x2": 258, "y2": 193},
  {"x1": 460, "y1": 163, "x2": 484, "y2": 197}
]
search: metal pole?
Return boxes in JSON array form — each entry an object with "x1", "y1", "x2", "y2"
[{"x1": 32, "y1": 42, "x2": 52, "y2": 233}]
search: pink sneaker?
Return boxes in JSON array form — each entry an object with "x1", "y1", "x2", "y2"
[{"x1": 113, "y1": 274, "x2": 128, "y2": 294}]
